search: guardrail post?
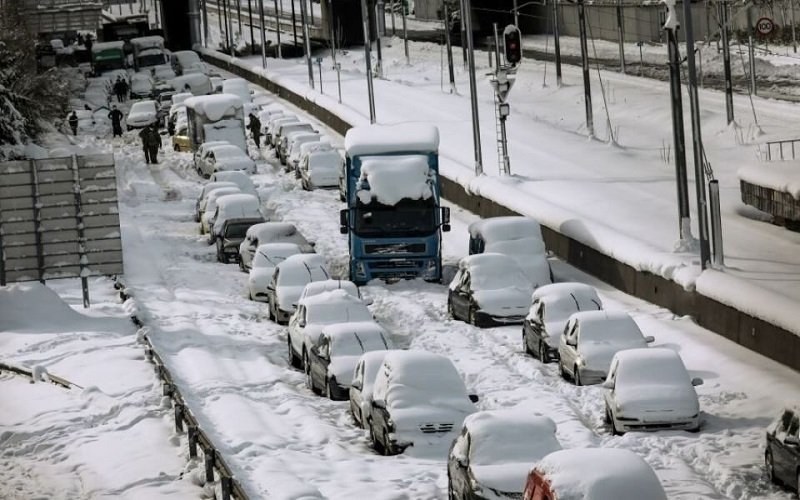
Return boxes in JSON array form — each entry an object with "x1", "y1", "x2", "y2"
[
  {"x1": 204, "y1": 447, "x2": 215, "y2": 483},
  {"x1": 162, "y1": 380, "x2": 173, "y2": 396},
  {"x1": 220, "y1": 476, "x2": 233, "y2": 500},
  {"x1": 174, "y1": 402, "x2": 184, "y2": 433},
  {"x1": 188, "y1": 426, "x2": 198, "y2": 458}
]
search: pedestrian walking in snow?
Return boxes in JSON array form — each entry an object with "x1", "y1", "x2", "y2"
[
  {"x1": 119, "y1": 79, "x2": 129, "y2": 102},
  {"x1": 146, "y1": 124, "x2": 162, "y2": 164},
  {"x1": 68, "y1": 111, "x2": 79, "y2": 136},
  {"x1": 108, "y1": 105, "x2": 124, "y2": 137},
  {"x1": 113, "y1": 77, "x2": 123, "y2": 102},
  {"x1": 248, "y1": 113, "x2": 262, "y2": 149},
  {"x1": 139, "y1": 125, "x2": 153, "y2": 163}
]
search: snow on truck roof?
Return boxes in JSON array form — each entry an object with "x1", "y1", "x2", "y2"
[
  {"x1": 345, "y1": 123, "x2": 439, "y2": 157},
  {"x1": 534, "y1": 448, "x2": 667, "y2": 500},
  {"x1": 184, "y1": 94, "x2": 243, "y2": 121},
  {"x1": 356, "y1": 155, "x2": 432, "y2": 205},
  {"x1": 92, "y1": 41, "x2": 125, "y2": 52}
]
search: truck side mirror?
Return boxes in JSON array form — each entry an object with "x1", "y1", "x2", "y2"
[{"x1": 339, "y1": 209, "x2": 349, "y2": 234}]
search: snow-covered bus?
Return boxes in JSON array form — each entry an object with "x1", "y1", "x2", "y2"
[{"x1": 183, "y1": 94, "x2": 247, "y2": 154}]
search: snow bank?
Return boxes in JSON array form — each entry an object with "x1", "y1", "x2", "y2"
[
  {"x1": 738, "y1": 164, "x2": 800, "y2": 199},
  {"x1": 356, "y1": 155, "x2": 432, "y2": 205},
  {"x1": 345, "y1": 123, "x2": 439, "y2": 157},
  {"x1": 184, "y1": 94, "x2": 243, "y2": 121}
]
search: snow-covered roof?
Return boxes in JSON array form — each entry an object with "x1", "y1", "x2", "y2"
[
  {"x1": 299, "y1": 280, "x2": 360, "y2": 302},
  {"x1": 138, "y1": 48, "x2": 164, "y2": 57},
  {"x1": 535, "y1": 448, "x2": 667, "y2": 500},
  {"x1": 613, "y1": 348, "x2": 690, "y2": 386},
  {"x1": 356, "y1": 155, "x2": 432, "y2": 205},
  {"x1": 173, "y1": 50, "x2": 201, "y2": 63},
  {"x1": 738, "y1": 164, "x2": 800, "y2": 199},
  {"x1": 171, "y1": 92, "x2": 193, "y2": 106},
  {"x1": 275, "y1": 254, "x2": 329, "y2": 286},
  {"x1": 300, "y1": 288, "x2": 362, "y2": 307},
  {"x1": 345, "y1": 123, "x2": 439, "y2": 157},
  {"x1": 468, "y1": 216, "x2": 543, "y2": 243},
  {"x1": 209, "y1": 170, "x2": 256, "y2": 196},
  {"x1": 130, "y1": 35, "x2": 164, "y2": 49},
  {"x1": 568, "y1": 310, "x2": 642, "y2": 342},
  {"x1": 91, "y1": 41, "x2": 124, "y2": 52},
  {"x1": 531, "y1": 282, "x2": 599, "y2": 303},
  {"x1": 464, "y1": 411, "x2": 560, "y2": 466},
  {"x1": 373, "y1": 351, "x2": 471, "y2": 408},
  {"x1": 324, "y1": 321, "x2": 390, "y2": 356},
  {"x1": 184, "y1": 94, "x2": 244, "y2": 121},
  {"x1": 248, "y1": 222, "x2": 297, "y2": 240}
]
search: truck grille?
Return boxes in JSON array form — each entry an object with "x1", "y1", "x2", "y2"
[
  {"x1": 370, "y1": 259, "x2": 419, "y2": 269},
  {"x1": 365, "y1": 243, "x2": 426, "y2": 254},
  {"x1": 419, "y1": 423, "x2": 454, "y2": 434}
]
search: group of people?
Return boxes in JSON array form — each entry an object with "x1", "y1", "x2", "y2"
[
  {"x1": 138, "y1": 124, "x2": 162, "y2": 164},
  {"x1": 112, "y1": 76, "x2": 129, "y2": 103}
]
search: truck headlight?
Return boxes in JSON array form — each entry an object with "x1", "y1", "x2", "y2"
[{"x1": 354, "y1": 262, "x2": 367, "y2": 280}]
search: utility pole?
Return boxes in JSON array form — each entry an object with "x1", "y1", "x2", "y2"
[
  {"x1": 328, "y1": 0, "x2": 337, "y2": 65},
  {"x1": 513, "y1": 0, "x2": 519, "y2": 26},
  {"x1": 401, "y1": 0, "x2": 409, "y2": 63},
  {"x1": 616, "y1": 0, "x2": 625, "y2": 73},
  {"x1": 792, "y1": 0, "x2": 797, "y2": 53},
  {"x1": 202, "y1": 0, "x2": 209, "y2": 47},
  {"x1": 248, "y1": 0, "x2": 255, "y2": 54},
  {"x1": 375, "y1": 1, "x2": 384, "y2": 77},
  {"x1": 682, "y1": 0, "x2": 712, "y2": 269},
  {"x1": 300, "y1": 0, "x2": 314, "y2": 89},
  {"x1": 664, "y1": 0, "x2": 692, "y2": 241},
  {"x1": 444, "y1": 2, "x2": 456, "y2": 93},
  {"x1": 461, "y1": 0, "x2": 483, "y2": 175},
  {"x1": 291, "y1": 0, "x2": 298, "y2": 46},
  {"x1": 719, "y1": 0, "x2": 734, "y2": 124},
  {"x1": 747, "y1": 6, "x2": 757, "y2": 95},
  {"x1": 360, "y1": 0, "x2": 377, "y2": 122},
  {"x1": 577, "y1": 0, "x2": 593, "y2": 137},
  {"x1": 273, "y1": 0, "x2": 282, "y2": 58},
  {"x1": 552, "y1": 0, "x2": 562, "y2": 86},
  {"x1": 259, "y1": 0, "x2": 266, "y2": 68}
]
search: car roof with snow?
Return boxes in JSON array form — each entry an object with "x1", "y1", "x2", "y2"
[
  {"x1": 129, "y1": 100, "x2": 156, "y2": 112},
  {"x1": 323, "y1": 322, "x2": 390, "y2": 353},
  {"x1": 255, "y1": 242, "x2": 302, "y2": 259},
  {"x1": 458, "y1": 252, "x2": 521, "y2": 274},
  {"x1": 299, "y1": 280, "x2": 360, "y2": 301},
  {"x1": 468, "y1": 216, "x2": 544, "y2": 243},
  {"x1": 299, "y1": 288, "x2": 363, "y2": 307},
  {"x1": 534, "y1": 448, "x2": 667, "y2": 500},
  {"x1": 199, "y1": 182, "x2": 237, "y2": 198},
  {"x1": 532, "y1": 282, "x2": 600, "y2": 303},
  {"x1": 345, "y1": 123, "x2": 439, "y2": 156},
  {"x1": 568, "y1": 310, "x2": 642, "y2": 340},
  {"x1": 275, "y1": 254, "x2": 329, "y2": 284},
  {"x1": 210, "y1": 171, "x2": 257, "y2": 195},
  {"x1": 215, "y1": 193, "x2": 259, "y2": 211},
  {"x1": 463, "y1": 411, "x2": 561, "y2": 464},
  {"x1": 375, "y1": 350, "x2": 468, "y2": 397},
  {"x1": 209, "y1": 144, "x2": 248, "y2": 158},
  {"x1": 205, "y1": 187, "x2": 241, "y2": 204},
  {"x1": 612, "y1": 348, "x2": 690, "y2": 384},
  {"x1": 247, "y1": 221, "x2": 297, "y2": 239}
]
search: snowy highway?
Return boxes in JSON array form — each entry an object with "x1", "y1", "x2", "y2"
[{"x1": 108, "y1": 71, "x2": 800, "y2": 499}]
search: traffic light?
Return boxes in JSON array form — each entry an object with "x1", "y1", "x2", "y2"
[{"x1": 503, "y1": 25, "x2": 522, "y2": 66}]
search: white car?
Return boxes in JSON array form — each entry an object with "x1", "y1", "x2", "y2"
[
  {"x1": 199, "y1": 187, "x2": 241, "y2": 234},
  {"x1": 305, "y1": 321, "x2": 392, "y2": 400},
  {"x1": 238, "y1": 222, "x2": 314, "y2": 271},
  {"x1": 194, "y1": 140, "x2": 230, "y2": 170},
  {"x1": 349, "y1": 350, "x2": 393, "y2": 428},
  {"x1": 603, "y1": 348, "x2": 703, "y2": 434},
  {"x1": 246, "y1": 242, "x2": 303, "y2": 302},
  {"x1": 209, "y1": 170, "x2": 258, "y2": 198},
  {"x1": 152, "y1": 65, "x2": 176, "y2": 82},
  {"x1": 125, "y1": 100, "x2": 158, "y2": 130},
  {"x1": 558, "y1": 310, "x2": 654, "y2": 386},
  {"x1": 195, "y1": 181, "x2": 238, "y2": 222},
  {"x1": 468, "y1": 216, "x2": 551, "y2": 288},
  {"x1": 210, "y1": 193, "x2": 264, "y2": 241},
  {"x1": 129, "y1": 73, "x2": 155, "y2": 99},
  {"x1": 282, "y1": 131, "x2": 321, "y2": 169},
  {"x1": 300, "y1": 149, "x2": 342, "y2": 190},
  {"x1": 198, "y1": 144, "x2": 255, "y2": 178},
  {"x1": 522, "y1": 282, "x2": 603, "y2": 363},
  {"x1": 448, "y1": 411, "x2": 562, "y2": 500},
  {"x1": 295, "y1": 279, "x2": 363, "y2": 304},
  {"x1": 222, "y1": 78, "x2": 252, "y2": 104},
  {"x1": 369, "y1": 351, "x2": 478, "y2": 455},
  {"x1": 447, "y1": 253, "x2": 533, "y2": 327},
  {"x1": 266, "y1": 116, "x2": 300, "y2": 148},
  {"x1": 266, "y1": 253, "x2": 329, "y2": 325},
  {"x1": 287, "y1": 289, "x2": 373, "y2": 370}
]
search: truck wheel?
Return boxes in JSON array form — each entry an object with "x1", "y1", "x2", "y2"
[{"x1": 765, "y1": 451, "x2": 775, "y2": 483}]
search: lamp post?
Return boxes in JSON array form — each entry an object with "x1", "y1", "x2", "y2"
[{"x1": 360, "y1": 0, "x2": 376, "y2": 123}]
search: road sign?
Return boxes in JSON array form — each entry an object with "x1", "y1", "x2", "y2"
[{"x1": 756, "y1": 17, "x2": 775, "y2": 36}]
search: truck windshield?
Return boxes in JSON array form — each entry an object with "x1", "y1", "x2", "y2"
[{"x1": 353, "y1": 198, "x2": 437, "y2": 237}]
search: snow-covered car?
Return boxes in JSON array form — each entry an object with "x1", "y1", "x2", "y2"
[
  {"x1": 295, "y1": 279, "x2": 364, "y2": 304},
  {"x1": 167, "y1": 102, "x2": 187, "y2": 135},
  {"x1": 258, "y1": 108, "x2": 284, "y2": 135},
  {"x1": 246, "y1": 242, "x2": 303, "y2": 302},
  {"x1": 558, "y1": 310, "x2": 654, "y2": 386},
  {"x1": 306, "y1": 321, "x2": 392, "y2": 400},
  {"x1": 765, "y1": 407, "x2": 800, "y2": 494},
  {"x1": 222, "y1": 77, "x2": 252, "y2": 104},
  {"x1": 447, "y1": 253, "x2": 533, "y2": 327},
  {"x1": 238, "y1": 222, "x2": 314, "y2": 271},
  {"x1": 522, "y1": 282, "x2": 603, "y2": 364},
  {"x1": 129, "y1": 73, "x2": 155, "y2": 99},
  {"x1": 349, "y1": 350, "x2": 393, "y2": 429},
  {"x1": 603, "y1": 348, "x2": 703, "y2": 434},
  {"x1": 273, "y1": 121, "x2": 313, "y2": 151},
  {"x1": 369, "y1": 350, "x2": 478, "y2": 456},
  {"x1": 209, "y1": 170, "x2": 258, "y2": 198},
  {"x1": 193, "y1": 140, "x2": 230, "y2": 170},
  {"x1": 215, "y1": 217, "x2": 265, "y2": 263},
  {"x1": 522, "y1": 448, "x2": 667, "y2": 500},
  {"x1": 448, "y1": 411, "x2": 562, "y2": 500},
  {"x1": 172, "y1": 122, "x2": 191, "y2": 152},
  {"x1": 300, "y1": 149, "x2": 342, "y2": 190},
  {"x1": 152, "y1": 65, "x2": 176, "y2": 82},
  {"x1": 125, "y1": 100, "x2": 158, "y2": 130},
  {"x1": 195, "y1": 181, "x2": 238, "y2": 222},
  {"x1": 281, "y1": 131, "x2": 321, "y2": 170},
  {"x1": 210, "y1": 193, "x2": 264, "y2": 242},
  {"x1": 278, "y1": 126, "x2": 317, "y2": 167},
  {"x1": 266, "y1": 253, "x2": 329, "y2": 325},
  {"x1": 287, "y1": 289, "x2": 373, "y2": 370},
  {"x1": 199, "y1": 187, "x2": 241, "y2": 234},
  {"x1": 264, "y1": 113, "x2": 293, "y2": 144},
  {"x1": 197, "y1": 144, "x2": 256, "y2": 178},
  {"x1": 210, "y1": 76, "x2": 224, "y2": 93},
  {"x1": 170, "y1": 50, "x2": 202, "y2": 75},
  {"x1": 468, "y1": 216, "x2": 552, "y2": 288}
]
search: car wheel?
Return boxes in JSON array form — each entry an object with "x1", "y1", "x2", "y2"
[
  {"x1": 538, "y1": 341, "x2": 549, "y2": 363},
  {"x1": 369, "y1": 422, "x2": 384, "y2": 454},
  {"x1": 765, "y1": 451, "x2": 776, "y2": 484},
  {"x1": 447, "y1": 299, "x2": 455, "y2": 319},
  {"x1": 522, "y1": 330, "x2": 531, "y2": 355},
  {"x1": 607, "y1": 408, "x2": 621, "y2": 436},
  {"x1": 574, "y1": 366, "x2": 582, "y2": 386},
  {"x1": 305, "y1": 363, "x2": 315, "y2": 392},
  {"x1": 325, "y1": 378, "x2": 334, "y2": 399},
  {"x1": 447, "y1": 478, "x2": 456, "y2": 500},
  {"x1": 558, "y1": 360, "x2": 568, "y2": 379},
  {"x1": 468, "y1": 307, "x2": 477, "y2": 326},
  {"x1": 382, "y1": 428, "x2": 393, "y2": 456},
  {"x1": 287, "y1": 339, "x2": 300, "y2": 369},
  {"x1": 268, "y1": 303, "x2": 276, "y2": 321}
]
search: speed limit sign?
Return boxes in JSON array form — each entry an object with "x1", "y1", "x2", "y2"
[{"x1": 756, "y1": 17, "x2": 775, "y2": 35}]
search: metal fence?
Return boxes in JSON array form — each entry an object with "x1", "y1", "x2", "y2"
[{"x1": 0, "y1": 154, "x2": 123, "y2": 305}]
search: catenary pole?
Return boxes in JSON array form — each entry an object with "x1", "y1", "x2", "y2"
[
  {"x1": 461, "y1": 0, "x2": 483, "y2": 175},
  {"x1": 719, "y1": 1, "x2": 734, "y2": 124},
  {"x1": 360, "y1": 0, "x2": 377, "y2": 122},
  {"x1": 577, "y1": 0, "x2": 593, "y2": 136}
]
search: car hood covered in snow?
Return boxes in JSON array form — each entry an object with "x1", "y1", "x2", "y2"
[
  {"x1": 615, "y1": 383, "x2": 699, "y2": 417},
  {"x1": 471, "y1": 463, "x2": 530, "y2": 497}
]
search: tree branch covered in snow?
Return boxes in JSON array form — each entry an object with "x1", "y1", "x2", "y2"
[{"x1": 0, "y1": 2, "x2": 70, "y2": 155}]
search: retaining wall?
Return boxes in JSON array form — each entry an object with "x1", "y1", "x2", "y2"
[{"x1": 201, "y1": 51, "x2": 800, "y2": 373}]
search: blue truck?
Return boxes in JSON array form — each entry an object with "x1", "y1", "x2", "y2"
[{"x1": 339, "y1": 123, "x2": 451, "y2": 285}]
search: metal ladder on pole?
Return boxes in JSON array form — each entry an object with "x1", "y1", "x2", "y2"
[{"x1": 493, "y1": 91, "x2": 507, "y2": 175}]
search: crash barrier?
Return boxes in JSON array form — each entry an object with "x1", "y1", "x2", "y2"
[
  {"x1": 115, "y1": 279, "x2": 251, "y2": 500},
  {"x1": 0, "y1": 361, "x2": 77, "y2": 389},
  {"x1": 199, "y1": 50, "x2": 800, "y2": 373},
  {"x1": 740, "y1": 179, "x2": 800, "y2": 230},
  {"x1": 0, "y1": 154, "x2": 124, "y2": 307}
]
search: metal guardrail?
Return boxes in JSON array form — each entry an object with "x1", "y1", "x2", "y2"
[
  {"x1": 0, "y1": 361, "x2": 79, "y2": 389},
  {"x1": 764, "y1": 138, "x2": 800, "y2": 161},
  {"x1": 115, "y1": 279, "x2": 251, "y2": 500}
]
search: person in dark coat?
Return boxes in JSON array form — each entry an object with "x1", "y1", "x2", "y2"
[
  {"x1": 146, "y1": 124, "x2": 162, "y2": 164},
  {"x1": 108, "y1": 105, "x2": 124, "y2": 137},
  {"x1": 68, "y1": 111, "x2": 79, "y2": 136},
  {"x1": 113, "y1": 77, "x2": 123, "y2": 102},
  {"x1": 119, "y1": 78, "x2": 129, "y2": 101},
  {"x1": 248, "y1": 113, "x2": 262, "y2": 148},
  {"x1": 139, "y1": 125, "x2": 154, "y2": 163}
]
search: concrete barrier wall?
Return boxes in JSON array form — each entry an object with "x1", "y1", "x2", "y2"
[{"x1": 202, "y1": 51, "x2": 800, "y2": 373}]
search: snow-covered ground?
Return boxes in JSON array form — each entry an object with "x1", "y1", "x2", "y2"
[{"x1": 5, "y1": 10, "x2": 800, "y2": 499}]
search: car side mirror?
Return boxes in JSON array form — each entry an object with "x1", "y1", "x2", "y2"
[
  {"x1": 442, "y1": 224, "x2": 451, "y2": 232},
  {"x1": 785, "y1": 435, "x2": 800, "y2": 446},
  {"x1": 468, "y1": 394, "x2": 479, "y2": 403},
  {"x1": 372, "y1": 399, "x2": 386, "y2": 409},
  {"x1": 691, "y1": 377, "x2": 704, "y2": 387},
  {"x1": 351, "y1": 380, "x2": 362, "y2": 390},
  {"x1": 601, "y1": 380, "x2": 614, "y2": 390},
  {"x1": 644, "y1": 335, "x2": 655, "y2": 343},
  {"x1": 455, "y1": 455, "x2": 467, "y2": 467}
]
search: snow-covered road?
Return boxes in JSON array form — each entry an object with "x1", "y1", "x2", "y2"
[{"x1": 110, "y1": 72, "x2": 800, "y2": 499}]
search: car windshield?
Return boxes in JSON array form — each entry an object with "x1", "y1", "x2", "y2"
[
  {"x1": 278, "y1": 264, "x2": 326, "y2": 287},
  {"x1": 353, "y1": 198, "x2": 437, "y2": 238},
  {"x1": 581, "y1": 321, "x2": 642, "y2": 344},
  {"x1": 306, "y1": 303, "x2": 372, "y2": 325},
  {"x1": 617, "y1": 355, "x2": 686, "y2": 386},
  {"x1": 331, "y1": 332, "x2": 388, "y2": 357},
  {"x1": 252, "y1": 250, "x2": 292, "y2": 268},
  {"x1": 213, "y1": 147, "x2": 246, "y2": 159},
  {"x1": 471, "y1": 264, "x2": 528, "y2": 290}
]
